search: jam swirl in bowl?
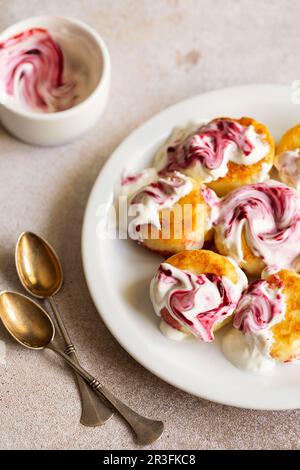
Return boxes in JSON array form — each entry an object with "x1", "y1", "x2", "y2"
[
  {"x1": 0, "y1": 16, "x2": 110, "y2": 145},
  {"x1": 0, "y1": 28, "x2": 77, "y2": 112}
]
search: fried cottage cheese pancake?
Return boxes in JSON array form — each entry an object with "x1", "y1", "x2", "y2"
[
  {"x1": 214, "y1": 180, "x2": 300, "y2": 276},
  {"x1": 150, "y1": 250, "x2": 248, "y2": 342},
  {"x1": 223, "y1": 270, "x2": 300, "y2": 372},
  {"x1": 154, "y1": 117, "x2": 275, "y2": 196},
  {"x1": 275, "y1": 124, "x2": 300, "y2": 192},
  {"x1": 275, "y1": 150, "x2": 300, "y2": 192},
  {"x1": 118, "y1": 168, "x2": 219, "y2": 254}
]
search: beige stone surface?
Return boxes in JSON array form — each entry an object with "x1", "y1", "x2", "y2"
[{"x1": 1, "y1": 0, "x2": 300, "y2": 450}]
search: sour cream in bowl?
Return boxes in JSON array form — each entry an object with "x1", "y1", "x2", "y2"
[{"x1": 0, "y1": 16, "x2": 110, "y2": 146}]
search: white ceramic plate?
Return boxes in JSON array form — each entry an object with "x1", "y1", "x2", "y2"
[{"x1": 82, "y1": 84, "x2": 300, "y2": 410}]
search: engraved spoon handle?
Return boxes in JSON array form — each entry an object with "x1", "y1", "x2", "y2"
[
  {"x1": 48, "y1": 343, "x2": 164, "y2": 445},
  {"x1": 48, "y1": 297, "x2": 113, "y2": 426}
]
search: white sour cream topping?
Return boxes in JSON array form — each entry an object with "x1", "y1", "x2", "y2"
[
  {"x1": 214, "y1": 180, "x2": 300, "y2": 272},
  {"x1": 222, "y1": 278, "x2": 286, "y2": 373},
  {"x1": 222, "y1": 328, "x2": 276, "y2": 373},
  {"x1": 150, "y1": 260, "x2": 248, "y2": 342},
  {"x1": 154, "y1": 119, "x2": 270, "y2": 183},
  {"x1": 0, "y1": 26, "x2": 102, "y2": 113},
  {"x1": 159, "y1": 320, "x2": 188, "y2": 341},
  {"x1": 200, "y1": 185, "x2": 220, "y2": 230},
  {"x1": 118, "y1": 169, "x2": 193, "y2": 241}
]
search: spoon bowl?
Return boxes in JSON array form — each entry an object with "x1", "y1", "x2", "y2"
[
  {"x1": 16, "y1": 232, "x2": 63, "y2": 298},
  {"x1": 0, "y1": 291, "x2": 54, "y2": 349}
]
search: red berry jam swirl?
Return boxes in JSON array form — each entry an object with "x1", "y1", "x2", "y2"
[
  {"x1": 157, "y1": 118, "x2": 268, "y2": 179},
  {"x1": 130, "y1": 172, "x2": 191, "y2": 206},
  {"x1": 150, "y1": 262, "x2": 246, "y2": 342},
  {"x1": 127, "y1": 172, "x2": 193, "y2": 240},
  {"x1": 214, "y1": 180, "x2": 300, "y2": 271},
  {"x1": 233, "y1": 278, "x2": 285, "y2": 334},
  {"x1": 0, "y1": 28, "x2": 76, "y2": 112}
]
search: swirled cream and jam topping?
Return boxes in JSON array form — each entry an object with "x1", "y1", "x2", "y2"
[
  {"x1": 214, "y1": 180, "x2": 300, "y2": 272},
  {"x1": 275, "y1": 150, "x2": 300, "y2": 192},
  {"x1": 0, "y1": 27, "x2": 101, "y2": 113},
  {"x1": 150, "y1": 261, "x2": 247, "y2": 342},
  {"x1": 154, "y1": 118, "x2": 270, "y2": 182},
  {"x1": 200, "y1": 185, "x2": 220, "y2": 228},
  {"x1": 222, "y1": 277, "x2": 286, "y2": 372},
  {"x1": 118, "y1": 169, "x2": 194, "y2": 242}
]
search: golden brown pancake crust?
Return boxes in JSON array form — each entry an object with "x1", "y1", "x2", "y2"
[
  {"x1": 277, "y1": 123, "x2": 300, "y2": 153},
  {"x1": 166, "y1": 249, "x2": 239, "y2": 285},
  {"x1": 265, "y1": 270, "x2": 300, "y2": 363},
  {"x1": 140, "y1": 179, "x2": 213, "y2": 254},
  {"x1": 208, "y1": 117, "x2": 275, "y2": 196}
]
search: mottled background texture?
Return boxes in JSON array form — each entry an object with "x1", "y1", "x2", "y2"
[{"x1": 0, "y1": 0, "x2": 300, "y2": 450}]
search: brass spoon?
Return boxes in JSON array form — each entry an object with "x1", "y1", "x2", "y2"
[
  {"x1": 0, "y1": 291, "x2": 164, "y2": 445},
  {"x1": 15, "y1": 231, "x2": 113, "y2": 426}
]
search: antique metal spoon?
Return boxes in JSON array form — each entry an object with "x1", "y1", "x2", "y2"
[
  {"x1": 15, "y1": 231, "x2": 113, "y2": 426},
  {"x1": 0, "y1": 291, "x2": 164, "y2": 445}
]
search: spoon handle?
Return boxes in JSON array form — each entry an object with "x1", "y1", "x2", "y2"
[
  {"x1": 48, "y1": 297, "x2": 113, "y2": 426},
  {"x1": 48, "y1": 344, "x2": 164, "y2": 445}
]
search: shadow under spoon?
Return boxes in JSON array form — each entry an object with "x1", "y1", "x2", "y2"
[
  {"x1": 0, "y1": 291, "x2": 164, "y2": 445},
  {"x1": 15, "y1": 231, "x2": 113, "y2": 426}
]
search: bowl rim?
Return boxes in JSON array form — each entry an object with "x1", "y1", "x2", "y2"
[{"x1": 0, "y1": 15, "x2": 111, "y2": 121}]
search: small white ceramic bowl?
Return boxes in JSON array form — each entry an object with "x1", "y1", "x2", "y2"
[{"x1": 0, "y1": 16, "x2": 110, "y2": 146}]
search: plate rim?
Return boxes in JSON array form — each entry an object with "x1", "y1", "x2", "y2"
[{"x1": 82, "y1": 83, "x2": 299, "y2": 410}]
